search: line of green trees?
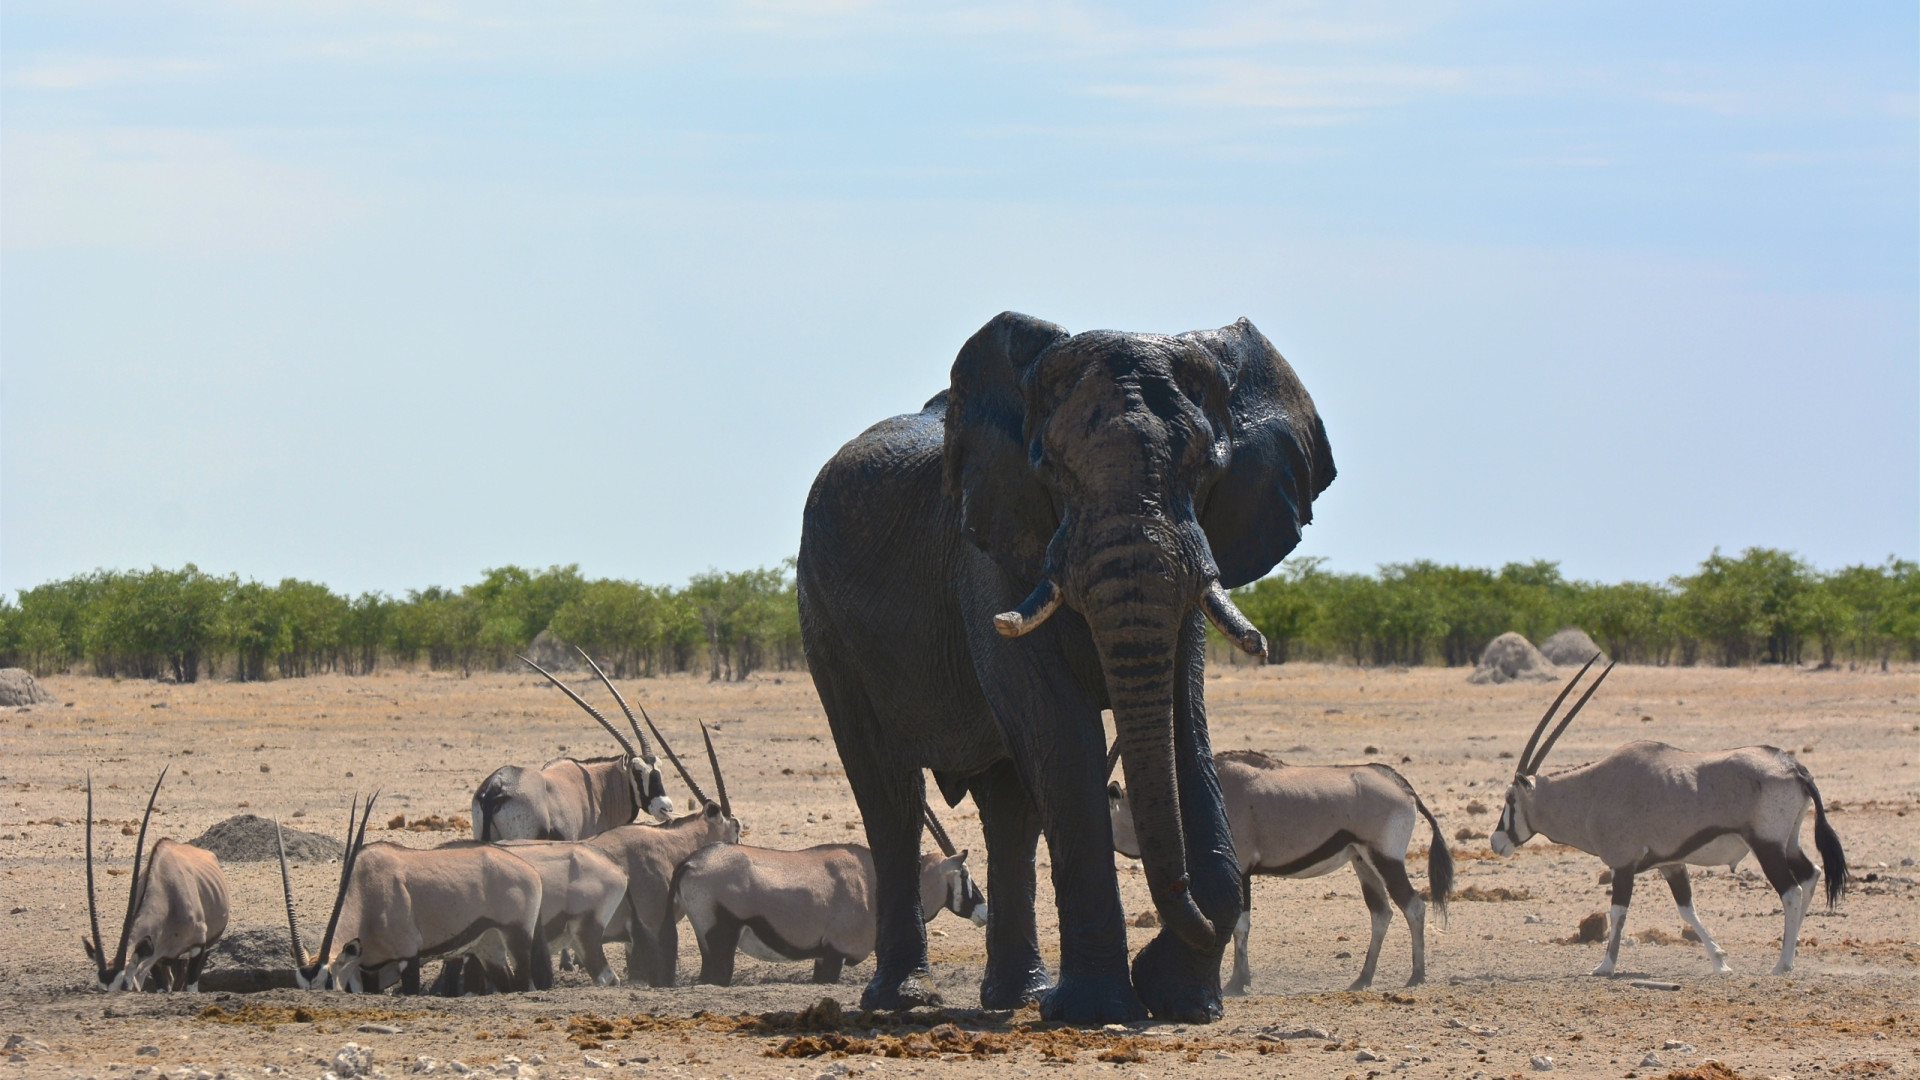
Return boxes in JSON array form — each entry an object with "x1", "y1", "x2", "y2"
[
  {"x1": 1230, "y1": 549, "x2": 1919, "y2": 670},
  {"x1": 0, "y1": 562, "x2": 801, "y2": 682},
  {"x1": 1, "y1": 547, "x2": 1912, "y2": 683}
]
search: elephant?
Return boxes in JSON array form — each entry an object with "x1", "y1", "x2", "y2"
[{"x1": 795, "y1": 311, "x2": 1334, "y2": 1024}]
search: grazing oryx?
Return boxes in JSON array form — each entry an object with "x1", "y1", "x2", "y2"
[
  {"x1": 82, "y1": 770, "x2": 229, "y2": 992},
  {"x1": 1490, "y1": 656, "x2": 1849, "y2": 976},
  {"x1": 492, "y1": 839, "x2": 630, "y2": 988},
  {"x1": 587, "y1": 722, "x2": 741, "y2": 986},
  {"x1": 278, "y1": 795, "x2": 550, "y2": 994},
  {"x1": 676, "y1": 804, "x2": 988, "y2": 986},
  {"x1": 1107, "y1": 745, "x2": 1451, "y2": 992},
  {"x1": 471, "y1": 650, "x2": 675, "y2": 841}
]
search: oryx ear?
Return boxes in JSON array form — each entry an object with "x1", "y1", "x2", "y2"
[
  {"x1": 954, "y1": 849, "x2": 970, "y2": 865},
  {"x1": 1517, "y1": 776, "x2": 1536, "y2": 791},
  {"x1": 81, "y1": 937, "x2": 98, "y2": 961},
  {"x1": 703, "y1": 802, "x2": 721, "y2": 819}
]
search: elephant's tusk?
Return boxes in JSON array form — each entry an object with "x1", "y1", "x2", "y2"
[
  {"x1": 993, "y1": 579, "x2": 1062, "y2": 638},
  {"x1": 1201, "y1": 581, "x2": 1268, "y2": 659}
]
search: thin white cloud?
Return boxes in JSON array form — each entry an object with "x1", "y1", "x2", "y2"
[{"x1": 7, "y1": 56, "x2": 215, "y2": 90}]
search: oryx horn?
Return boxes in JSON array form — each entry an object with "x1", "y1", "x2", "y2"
[
  {"x1": 922, "y1": 804, "x2": 957, "y2": 858},
  {"x1": 575, "y1": 646, "x2": 657, "y2": 764},
  {"x1": 699, "y1": 722, "x2": 732, "y2": 819},
  {"x1": 84, "y1": 773, "x2": 104, "y2": 976},
  {"x1": 316, "y1": 793, "x2": 378, "y2": 973},
  {"x1": 1527, "y1": 658, "x2": 1616, "y2": 774},
  {"x1": 110, "y1": 767, "x2": 168, "y2": 977},
  {"x1": 519, "y1": 655, "x2": 639, "y2": 759},
  {"x1": 275, "y1": 818, "x2": 309, "y2": 967},
  {"x1": 642, "y1": 712, "x2": 709, "y2": 809},
  {"x1": 1105, "y1": 741, "x2": 1123, "y2": 780},
  {"x1": 1515, "y1": 653, "x2": 1603, "y2": 777}
]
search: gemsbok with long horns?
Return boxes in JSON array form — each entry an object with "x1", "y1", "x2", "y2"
[
  {"x1": 1107, "y1": 745, "x2": 1451, "y2": 992},
  {"x1": 587, "y1": 722, "x2": 741, "y2": 986},
  {"x1": 278, "y1": 795, "x2": 549, "y2": 994},
  {"x1": 1489, "y1": 656, "x2": 1849, "y2": 976},
  {"x1": 675, "y1": 804, "x2": 987, "y2": 986},
  {"x1": 492, "y1": 838, "x2": 631, "y2": 988},
  {"x1": 471, "y1": 650, "x2": 676, "y2": 841},
  {"x1": 82, "y1": 769, "x2": 229, "y2": 992}
]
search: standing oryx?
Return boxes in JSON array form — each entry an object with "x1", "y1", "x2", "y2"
[
  {"x1": 472, "y1": 650, "x2": 676, "y2": 841},
  {"x1": 675, "y1": 805, "x2": 988, "y2": 987},
  {"x1": 587, "y1": 722, "x2": 741, "y2": 986},
  {"x1": 493, "y1": 839, "x2": 631, "y2": 988},
  {"x1": 82, "y1": 769, "x2": 230, "y2": 992},
  {"x1": 278, "y1": 795, "x2": 550, "y2": 994},
  {"x1": 1489, "y1": 656, "x2": 1849, "y2": 976},
  {"x1": 1107, "y1": 746, "x2": 1451, "y2": 992}
]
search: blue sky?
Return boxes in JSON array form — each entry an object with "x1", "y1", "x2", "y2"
[{"x1": 3, "y1": 2, "x2": 1914, "y2": 596}]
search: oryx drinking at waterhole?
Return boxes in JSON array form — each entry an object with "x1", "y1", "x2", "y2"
[
  {"x1": 1490, "y1": 656, "x2": 1848, "y2": 976},
  {"x1": 279, "y1": 794, "x2": 549, "y2": 994},
  {"x1": 674, "y1": 803, "x2": 987, "y2": 986},
  {"x1": 81, "y1": 769, "x2": 229, "y2": 991},
  {"x1": 1107, "y1": 744, "x2": 1451, "y2": 992},
  {"x1": 471, "y1": 650, "x2": 676, "y2": 841}
]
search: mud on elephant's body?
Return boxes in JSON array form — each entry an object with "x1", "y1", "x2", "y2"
[{"x1": 797, "y1": 312, "x2": 1334, "y2": 1023}]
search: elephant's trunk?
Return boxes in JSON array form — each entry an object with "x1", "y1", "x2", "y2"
[{"x1": 1075, "y1": 533, "x2": 1216, "y2": 952}]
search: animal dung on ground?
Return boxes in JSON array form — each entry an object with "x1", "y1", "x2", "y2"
[
  {"x1": 0, "y1": 668, "x2": 55, "y2": 707},
  {"x1": 188, "y1": 814, "x2": 344, "y2": 863},
  {"x1": 1537, "y1": 627, "x2": 1608, "y2": 667},
  {"x1": 1452, "y1": 885, "x2": 1530, "y2": 902},
  {"x1": 1468, "y1": 633, "x2": 1558, "y2": 685},
  {"x1": 1575, "y1": 911, "x2": 1609, "y2": 942},
  {"x1": 1130, "y1": 909, "x2": 1159, "y2": 928}
]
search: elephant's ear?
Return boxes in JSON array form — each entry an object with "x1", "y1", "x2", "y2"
[
  {"x1": 1183, "y1": 318, "x2": 1336, "y2": 589},
  {"x1": 943, "y1": 311, "x2": 1070, "y2": 582}
]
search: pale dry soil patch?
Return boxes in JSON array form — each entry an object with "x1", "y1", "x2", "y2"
[{"x1": 1, "y1": 663, "x2": 1915, "y2": 1079}]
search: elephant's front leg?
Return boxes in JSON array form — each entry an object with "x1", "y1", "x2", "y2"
[
  {"x1": 1027, "y1": 717, "x2": 1142, "y2": 1023},
  {"x1": 968, "y1": 760, "x2": 1049, "y2": 1009},
  {"x1": 845, "y1": 746, "x2": 941, "y2": 1010},
  {"x1": 1130, "y1": 611, "x2": 1239, "y2": 1023}
]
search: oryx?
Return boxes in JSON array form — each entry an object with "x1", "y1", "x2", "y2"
[
  {"x1": 278, "y1": 795, "x2": 550, "y2": 994},
  {"x1": 675, "y1": 804, "x2": 987, "y2": 986},
  {"x1": 585, "y1": 722, "x2": 741, "y2": 986},
  {"x1": 1489, "y1": 656, "x2": 1849, "y2": 976},
  {"x1": 471, "y1": 650, "x2": 676, "y2": 841},
  {"x1": 81, "y1": 769, "x2": 229, "y2": 992},
  {"x1": 491, "y1": 839, "x2": 631, "y2": 988},
  {"x1": 1107, "y1": 745, "x2": 1451, "y2": 992}
]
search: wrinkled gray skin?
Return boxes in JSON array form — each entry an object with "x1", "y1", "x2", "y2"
[{"x1": 797, "y1": 312, "x2": 1334, "y2": 1023}]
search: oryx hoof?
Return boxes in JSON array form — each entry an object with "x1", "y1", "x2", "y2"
[
  {"x1": 1590, "y1": 961, "x2": 1617, "y2": 977},
  {"x1": 1770, "y1": 960, "x2": 1793, "y2": 975},
  {"x1": 1223, "y1": 978, "x2": 1250, "y2": 998},
  {"x1": 1404, "y1": 973, "x2": 1427, "y2": 988},
  {"x1": 860, "y1": 970, "x2": 942, "y2": 1012},
  {"x1": 1346, "y1": 976, "x2": 1375, "y2": 992}
]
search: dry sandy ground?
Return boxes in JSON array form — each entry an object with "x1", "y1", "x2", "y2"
[{"x1": 1, "y1": 661, "x2": 1915, "y2": 1080}]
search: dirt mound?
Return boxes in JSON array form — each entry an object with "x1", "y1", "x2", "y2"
[
  {"x1": 1538, "y1": 627, "x2": 1608, "y2": 667},
  {"x1": 209, "y1": 926, "x2": 295, "y2": 970},
  {"x1": 187, "y1": 815, "x2": 344, "y2": 863},
  {"x1": 526, "y1": 629, "x2": 580, "y2": 671},
  {"x1": 0, "y1": 668, "x2": 55, "y2": 706},
  {"x1": 1469, "y1": 632, "x2": 1558, "y2": 684}
]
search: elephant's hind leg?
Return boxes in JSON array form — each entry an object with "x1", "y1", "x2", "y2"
[
  {"x1": 969, "y1": 760, "x2": 1050, "y2": 1009},
  {"x1": 817, "y1": 666, "x2": 940, "y2": 1011}
]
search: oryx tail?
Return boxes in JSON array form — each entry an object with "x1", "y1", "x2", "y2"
[{"x1": 1796, "y1": 762, "x2": 1849, "y2": 908}]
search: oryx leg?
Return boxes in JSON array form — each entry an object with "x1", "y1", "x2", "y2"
[
  {"x1": 1753, "y1": 842, "x2": 1818, "y2": 974},
  {"x1": 693, "y1": 907, "x2": 743, "y2": 986},
  {"x1": 1223, "y1": 870, "x2": 1253, "y2": 996},
  {"x1": 1660, "y1": 866, "x2": 1728, "y2": 974},
  {"x1": 430, "y1": 960, "x2": 465, "y2": 997},
  {"x1": 576, "y1": 921, "x2": 616, "y2": 987},
  {"x1": 183, "y1": 950, "x2": 210, "y2": 992},
  {"x1": 1373, "y1": 852, "x2": 1429, "y2": 987},
  {"x1": 399, "y1": 957, "x2": 422, "y2": 995},
  {"x1": 1593, "y1": 869, "x2": 1633, "y2": 976},
  {"x1": 812, "y1": 954, "x2": 846, "y2": 984},
  {"x1": 1348, "y1": 857, "x2": 1395, "y2": 991}
]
